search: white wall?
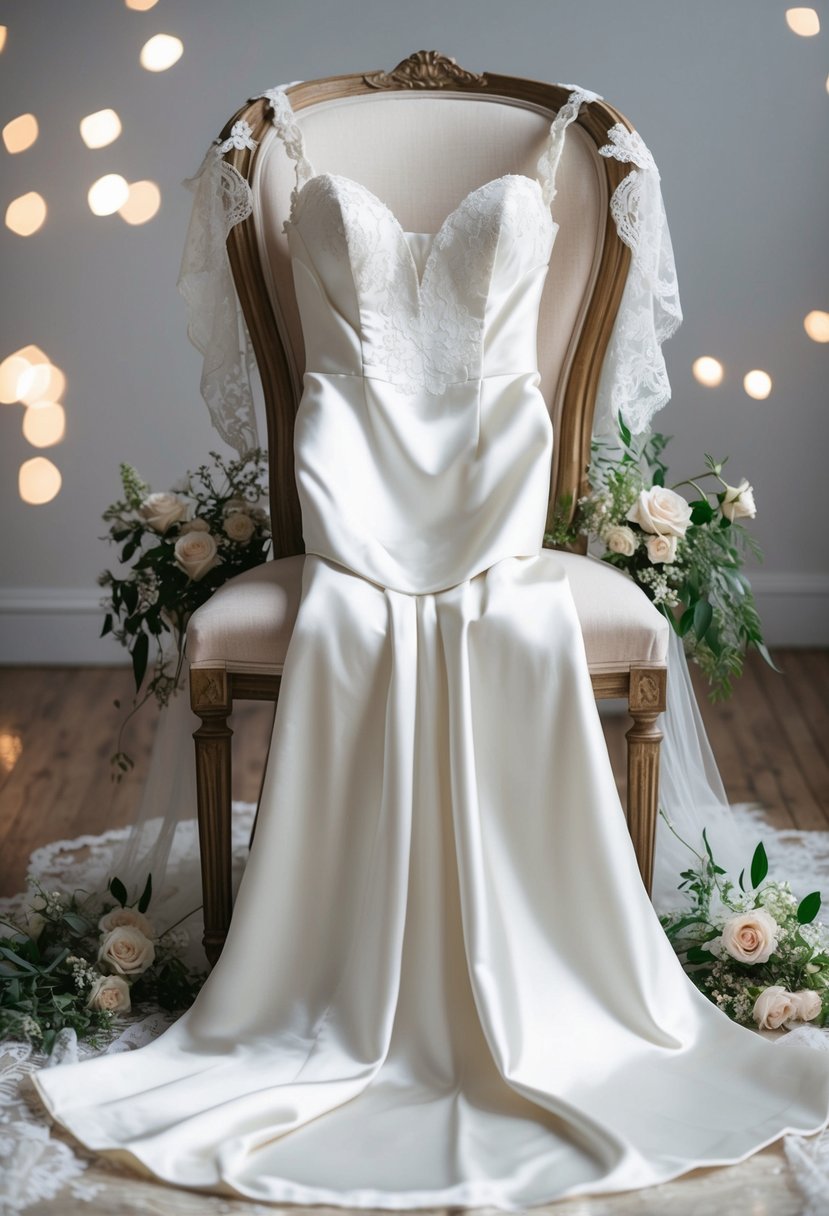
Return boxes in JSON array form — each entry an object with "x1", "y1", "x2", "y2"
[{"x1": 1, "y1": 0, "x2": 827, "y2": 662}]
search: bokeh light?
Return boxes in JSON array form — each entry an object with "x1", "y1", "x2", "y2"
[
  {"x1": 2, "y1": 113, "x2": 39, "y2": 154},
  {"x1": 743, "y1": 370, "x2": 772, "y2": 400},
  {"x1": 785, "y1": 7, "x2": 820, "y2": 35},
  {"x1": 692, "y1": 356, "x2": 724, "y2": 387},
  {"x1": 804, "y1": 311, "x2": 829, "y2": 343},
  {"x1": 126, "y1": 0, "x2": 159, "y2": 8},
  {"x1": 23, "y1": 401, "x2": 66, "y2": 447},
  {"x1": 0, "y1": 355, "x2": 32, "y2": 403},
  {"x1": 119, "y1": 179, "x2": 161, "y2": 225},
  {"x1": 139, "y1": 34, "x2": 183, "y2": 71},
  {"x1": 0, "y1": 27, "x2": 6, "y2": 54},
  {"x1": 5, "y1": 191, "x2": 47, "y2": 236},
  {"x1": 17, "y1": 361, "x2": 52, "y2": 404},
  {"x1": 88, "y1": 173, "x2": 129, "y2": 216},
  {"x1": 0, "y1": 732, "x2": 23, "y2": 776},
  {"x1": 19, "y1": 456, "x2": 62, "y2": 504},
  {"x1": 80, "y1": 108, "x2": 122, "y2": 149}
]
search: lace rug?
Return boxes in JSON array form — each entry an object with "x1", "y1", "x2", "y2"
[{"x1": 1, "y1": 803, "x2": 828, "y2": 1216}]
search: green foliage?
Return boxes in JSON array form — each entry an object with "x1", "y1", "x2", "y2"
[
  {"x1": 0, "y1": 876, "x2": 205, "y2": 1053},
  {"x1": 543, "y1": 414, "x2": 773, "y2": 700},
  {"x1": 100, "y1": 449, "x2": 271, "y2": 777},
  {"x1": 659, "y1": 812, "x2": 829, "y2": 1030}
]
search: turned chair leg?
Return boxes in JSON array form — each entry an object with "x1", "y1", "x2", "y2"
[
  {"x1": 625, "y1": 666, "x2": 668, "y2": 896},
  {"x1": 190, "y1": 668, "x2": 233, "y2": 968}
]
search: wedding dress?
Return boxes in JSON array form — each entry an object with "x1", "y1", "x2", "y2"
[{"x1": 31, "y1": 86, "x2": 829, "y2": 1209}]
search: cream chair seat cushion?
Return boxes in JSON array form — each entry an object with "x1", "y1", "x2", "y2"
[{"x1": 186, "y1": 553, "x2": 669, "y2": 674}]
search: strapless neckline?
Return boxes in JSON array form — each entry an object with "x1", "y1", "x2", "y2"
[{"x1": 288, "y1": 170, "x2": 557, "y2": 292}]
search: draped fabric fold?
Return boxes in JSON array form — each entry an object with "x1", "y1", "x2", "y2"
[{"x1": 32, "y1": 555, "x2": 829, "y2": 1206}]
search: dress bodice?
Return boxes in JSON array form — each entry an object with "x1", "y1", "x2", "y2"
[{"x1": 265, "y1": 87, "x2": 596, "y2": 594}]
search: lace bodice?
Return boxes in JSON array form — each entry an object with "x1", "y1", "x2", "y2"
[
  {"x1": 177, "y1": 80, "x2": 681, "y2": 461},
  {"x1": 266, "y1": 85, "x2": 592, "y2": 398}
]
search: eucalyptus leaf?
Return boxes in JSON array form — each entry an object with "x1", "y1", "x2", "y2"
[
  {"x1": 693, "y1": 599, "x2": 713, "y2": 642},
  {"x1": 109, "y1": 876, "x2": 128, "y2": 907},
  {"x1": 797, "y1": 891, "x2": 822, "y2": 925},
  {"x1": 750, "y1": 842, "x2": 768, "y2": 889},
  {"x1": 138, "y1": 873, "x2": 153, "y2": 915}
]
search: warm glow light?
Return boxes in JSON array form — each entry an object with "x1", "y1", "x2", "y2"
[
  {"x1": 0, "y1": 28, "x2": 6, "y2": 54},
  {"x1": 743, "y1": 370, "x2": 772, "y2": 400},
  {"x1": 2, "y1": 113, "x2": 39, "y2": 154},
  {"x1": 126, "y1": 0, "x2": 159, "y2": 8},
  {"x1": 692, "y1": 356, "x2": 724, "y2": 387},
  {"x1": 5, "y1": 191, "x2": 47, "y2": 236},
  {"x1": 804, "y1": 310, "x2": 829, "y2": 343},
  {"x1": 119, "y1": 179, "x2": 161, "y2": 225},
  {"x1": 139, "y1": 33, "x2": 183, "y2": 71},
  {"x1": 19, "y1": 456, "x2": 62, "y2": 504},
  {"x1": 18, "y1": 362, "x2": 52, "y2": 404},
  {"x1": 23, "y1": 401, "x2": 66, "y2": 447},
  {"x1": 0, "y1": 355, "x2": 31, "y2": 403},
  {"x1": 40, "y1": 363, "x2": 66, "y2": 400},
  {"x1": 79, "y1": 108, "x2": 122, "y2": 149},
  {"x1": 786, "y1": 7, "x2": 820, "y2": 35},
  {"x1": 13, "y1": 343, "x2": 49, "y2": 366},
  {"x1": 0, "y1": 732, "x2": 23, "y2": 775},
  {"x1": 88, "y1": 173, "x2": 129, "y2": 216}
]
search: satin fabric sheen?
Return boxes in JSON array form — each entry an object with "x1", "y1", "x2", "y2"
[{"x1": 33, "y1": 152, "x2": 829, "y2": 1207}]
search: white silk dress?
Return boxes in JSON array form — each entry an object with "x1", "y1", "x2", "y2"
[{"x1": 32, "y1": 87, "x2": 829, "y2": 1209}]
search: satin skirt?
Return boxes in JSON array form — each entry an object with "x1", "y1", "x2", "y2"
[{"x1": 33, "y1": 553, "x2": 829, "y2": 1208}]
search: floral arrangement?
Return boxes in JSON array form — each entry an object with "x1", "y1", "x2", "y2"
[
  {"x1": 545, "y1": 416, "x2": 771, "y2": 698},
  {"x1": 660, "y1": 815, "x2": 828, "y2": 1031},
  {"x1": 99, "y1": 449, "x2": 270, "y2": 773},
  {"x1": 0, "y1": 874, "x2": 204, "y2": 1054}
]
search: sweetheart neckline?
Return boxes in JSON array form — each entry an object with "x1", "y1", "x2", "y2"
[{"x1": 287, "y1": 171, "x2": 557, "y2": 294}]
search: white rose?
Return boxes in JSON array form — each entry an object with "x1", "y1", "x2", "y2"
[
  {"x1": 605, "y1": 525, "x2": 637, "y2": 557},
  {"x1": 173, "y1": 531, "x2": 220, "y2": 581},
  {"x1": 97, "y1": 926, "x2": 155, "y2": 976},
  {"x1": 223, "y1": 497, "x2": 248, "y2": 515},
  {"x1": 223, "y1": 512, "x2": 256, "y2": 543},
  {"x1": 753, "y1": 985, "x2": 798, "y2": 1030},
  {"x1": 138, "y1": 491, "x2": 188, "y2": 533},
  {"x1": 98, "y1": 906, "x2": 155, "y2": 939},
  {"x1": 87, "y1": 974, "x2": 131, "y2": 1014},
  {"x1": 790, "y1": 989, "x2": 822, "y2": 1024},
  {"x1": 721, "y1": 907, "x2": 780, "y2": 964},
  {"x1": 646, "y1": 533, "x2": 678, "y2": 564},
  {"x1": 627, "y1": 487, "x2": 693, "y2": 538},
  {"x1": 721, "y1": 479, "x2": 756, "y2": 522},
  {"x1": 179, "y1": 517, "x2": 211, "y2": 534}
]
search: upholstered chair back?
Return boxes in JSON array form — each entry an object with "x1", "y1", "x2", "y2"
[{"x1": 221, "y1": 54, "x2": 632, "y2": 557}]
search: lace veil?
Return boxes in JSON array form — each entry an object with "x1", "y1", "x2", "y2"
[{"x1": 113, "y1": 82, "x2": 752, "y2": 930}]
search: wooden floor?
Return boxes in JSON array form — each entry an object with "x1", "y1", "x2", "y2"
[
  {"x1": 1, "y1": 649, "x2": 827, "y2": 897},
  {"x1": 1, "y1": 650, "x2": 828, "y2": 1216}
]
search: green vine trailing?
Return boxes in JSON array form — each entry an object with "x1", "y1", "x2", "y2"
[{"x1": 545, "y1": 415, "x2": 774, "y2": 699}]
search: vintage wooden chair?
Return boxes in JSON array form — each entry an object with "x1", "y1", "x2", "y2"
[{"x1": 187, "y1": 52, "x2": 669, "y2": 965}]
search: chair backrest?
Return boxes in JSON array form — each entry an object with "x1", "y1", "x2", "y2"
[{"x1": 220, "y1": 51, "x2": 632, "y2": 558}]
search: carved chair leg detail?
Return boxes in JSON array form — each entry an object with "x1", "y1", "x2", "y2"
[
  {"x1": 625, "y1": 667, "x2": 668, "y2": 897},
  {"x1": 191, "y1": 668, "x2": 234, "y2": 968}
]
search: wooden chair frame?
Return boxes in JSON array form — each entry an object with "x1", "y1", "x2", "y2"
[{"x1": 190, "y1": 51, "x2": 668, "y2": 966}]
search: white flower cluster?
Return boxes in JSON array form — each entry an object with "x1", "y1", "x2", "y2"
[
  {"x1": 635, "y1": 565, "x2": 681, "y2": 607},
  {"x1": 66, "y1": 954, "x2": 97, "y2": 993}
]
